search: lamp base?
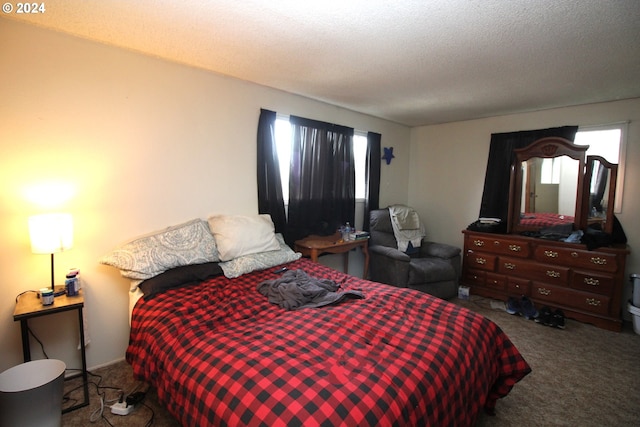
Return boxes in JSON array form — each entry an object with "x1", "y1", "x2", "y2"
[{"x1": 53, "y1": 285, "x2": 66, "y2": 297}]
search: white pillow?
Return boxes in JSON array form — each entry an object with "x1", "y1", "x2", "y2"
[{"x1": 207, "y1": 214, "x2": 280, "y2": 261}]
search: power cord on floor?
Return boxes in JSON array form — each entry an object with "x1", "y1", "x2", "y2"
[
  {"x1": 23, "y1": 324, "x2": 156, "y2": 425},
  {"x1": 84, "y1": 371, "x2": 155, "y2": 426}
]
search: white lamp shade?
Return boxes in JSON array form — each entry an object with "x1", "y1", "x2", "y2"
[{"x1": 28, "y1": 213, "x2": 73, "y2": 254}]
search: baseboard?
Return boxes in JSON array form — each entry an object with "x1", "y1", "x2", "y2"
[{"x1": 87, "y1": 356, "x2": 126, "y2": 372}]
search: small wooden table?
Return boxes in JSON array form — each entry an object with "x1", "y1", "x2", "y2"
[
  {"x1": 13, "y1": 290, "x2": 89, "y2": 413},
  {"x1": 294, "y1": 233, "x2": 369, "y2": 278}
]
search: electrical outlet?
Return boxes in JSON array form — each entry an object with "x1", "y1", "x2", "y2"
[{"x1": 111, "y1": 402, "x2": 135, "y2": 416}]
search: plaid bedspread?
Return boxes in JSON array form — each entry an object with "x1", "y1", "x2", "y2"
[
  {"x1": 127, "y1": 258, "x2": 530, "y2": 426},
  {"x1": 520, "y1": 212, "x2": 574, "y2": 228}
]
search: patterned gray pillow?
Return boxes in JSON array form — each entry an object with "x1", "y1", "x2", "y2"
[
  {"x1": 100, "y1": 219, "x2": 219, "y2": 280},
  {"x1": 219, "y1": 234, "x2": 301, "y2": 278}
]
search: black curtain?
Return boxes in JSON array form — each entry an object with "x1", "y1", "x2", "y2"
[
  {"x1": 479, "y1": 126, "x2": 579, "y2": 222},
  {"x1": 287, "y1": 115, "x2": 355, "y2": 243},
  {"x1": 363, "y1": 131, "x2": 381, "y2": 231},
  {"x1": 591, "y1": 162, "x2": 608, "y2": 211},
  {"x1": 256, "y1": 109, "x2": 287, "y2": 234}
]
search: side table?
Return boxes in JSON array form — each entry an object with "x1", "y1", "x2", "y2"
[
  {"x1": 294, "y1": 233, "x2": 369, "y2": 278},
  {"x1": 13, "y1": 290, "x2": 89, "y2": 413}
]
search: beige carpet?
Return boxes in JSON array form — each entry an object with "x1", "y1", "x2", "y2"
[
  {"x1": 61, "y1": 296, "x2": 640, "y2": 426},
  {"x1": 464, "y1": 296, "x2": 640, "y2": 427}
]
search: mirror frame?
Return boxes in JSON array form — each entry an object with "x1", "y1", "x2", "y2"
[
  {"x1": 507, "y1": 137, "x2": 588, "y2": 234},
  {"x1": 582, "y1": 155, "x2": 618, "y2": 234}
]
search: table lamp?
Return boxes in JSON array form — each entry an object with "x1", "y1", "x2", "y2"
[{"x1": 28, "y1": 213, "x2": 73, "y2": 292}]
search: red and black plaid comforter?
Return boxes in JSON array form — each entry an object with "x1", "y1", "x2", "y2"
[
  {"x1": 520, "y1": 212, "x2": 574, "y2": 228},
  {"x1": 127, "y1": 258, "x2": 530, "y2": 426}
]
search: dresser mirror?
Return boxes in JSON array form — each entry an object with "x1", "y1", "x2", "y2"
[
  {"x1": 583, "y1": 155, "x2": 618, "y2": 234},
  {"x1": 507, "y1": 137, "x2": 588, "y2": 234}
]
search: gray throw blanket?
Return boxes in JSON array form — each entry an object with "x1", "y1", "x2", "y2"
[{"x1": 257, "y1": 269, "x2": 364, "y2": 310}]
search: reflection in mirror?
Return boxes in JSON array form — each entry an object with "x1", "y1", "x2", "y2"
[
  {"x1": 583, "y1": 155, "x2": 617, "y2": 234},
  {"x1": 508, "y1": 137, "x2": 587, "y2": 234},
  {"x1": 520, "y1": 156, "x2": 579, "y2": 219}
]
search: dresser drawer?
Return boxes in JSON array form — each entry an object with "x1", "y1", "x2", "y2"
[
  {"x1": 571, "y1": 270, "x2": 614, "y2": 296},
  {"x1": 497, "y1": 257, "x2": 570, "y2": 285},
  {"x1": 507, "y1": 277, "x2": 530, "y2": 296},
  {"x1": 464, "y1": 250, "x2": 496, "y2": 272},
  {"x1": 532, "y1": 283, "x2": 569, "y2": 304},
  {"x1": 463, "y1": 268, "x2": 485, "y2": 287},
  {"x1": 534, "y1": 246, "x2": 618, "y2": 273},
  {"x1": 572, "y1": 293, "x2": 611, "y2": 316},
  {"x1": 532, "y1": 283, "x2": 610, "y2": 315},
  {"x1": 485, "y1": 272, "x2": 507, "y2": 291},
  {"x1": 466, "y1": 234, "x2": 530, "y2": 258}
]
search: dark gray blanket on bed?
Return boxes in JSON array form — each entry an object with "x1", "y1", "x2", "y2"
[{"x1": 257, "y1": 269, "x2": 364, "y2": 310}]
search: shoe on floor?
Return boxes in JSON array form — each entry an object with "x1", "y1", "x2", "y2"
[
  {"x1": 552, "y1": 309, "x2": 566, "y2": 329},
  {"x1": 520, "y1": 296, "x2": 539, "y2": 320},
  {"x1": 506, "y1": 297, "x2": 522, "y2": 315},
  {"x1": 535, "y1": 306, "x2": 553, "y2": 326}
]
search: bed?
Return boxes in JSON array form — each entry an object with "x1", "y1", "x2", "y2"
[
  {"x1": 124, "y1": 258, "x2": 529, "y2": 426},
  {"x1": 519, "y1": 211, "x2": 574, "y2": 229},
  {"x1": 102, "y1": 216, "x2": 530, "y2": 426}
]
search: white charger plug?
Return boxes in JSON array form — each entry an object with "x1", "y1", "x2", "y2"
[{"x1": 111, "y1": 401, "x2": 135, "y2": 415}]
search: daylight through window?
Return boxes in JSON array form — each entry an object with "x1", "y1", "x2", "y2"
[
  {"x1": 275, "y1": 116, "x2": 367, "y2": 203},
  {"x1": 574, "y1": 123, "x2": 627, "y2": 212}
]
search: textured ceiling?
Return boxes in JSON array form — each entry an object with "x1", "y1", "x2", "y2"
[{"x1": 5, "y1": 0, "x2": 640, "y2": 126}]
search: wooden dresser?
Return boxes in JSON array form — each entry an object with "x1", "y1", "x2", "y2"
[{"x1": 461, "y1": 230, "x2": 629, "y2": 331}]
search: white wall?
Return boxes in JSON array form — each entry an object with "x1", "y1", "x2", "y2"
[
  {"x1": 0, "y1": 19, "x2": 411, "y2": 372},
  {"x1": 409, "y1": 98, "x2": 640, "y2": 315}
]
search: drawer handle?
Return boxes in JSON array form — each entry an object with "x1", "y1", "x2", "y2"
[
  {"x1": 475, "y1": 257, "x2": 487, "y2": 265},
  {"x1": 473, "y1": 240, "x2": 485, "y2": 247},
  {"x1": 546, "y1": 270, "x2": 561, "y2": 278},
  {"x1": 590, "y1": 257, "x2": 607, "y2": 266},
  {"x1": 493, "y1": 241, "x2": 500, "y2": 246},
  {"x1": 571, "y1": 252, "x2": 579, "y2": 258},
  {"x1": 584, "y1": 277, "x2": 600, "y2": 287},
  {"x1": 504, "y1": 262, "x2": 516, "y2": 270},
  {"x1": 538, "y1": 288, "x2": 551, "y2": 296},
  {"x1": 586, "y1": 298, "x2": 601, "y2": 307},
  {"x1": 509, "y1": 244, "x2": 522, "y2": 252},
  {"x1": 544, "y1": 250, "x2": 558, "y2": 258}
]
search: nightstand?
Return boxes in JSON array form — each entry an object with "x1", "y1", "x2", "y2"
[
  {"x1": 294, "y1": 232, "x2": 370, "y2": 278},
  {"x1": 13, "y1": 290, "x2": 89, "y2": 413}
]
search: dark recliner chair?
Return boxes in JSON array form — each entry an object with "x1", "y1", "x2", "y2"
[{"x1": 368, "y1": 208, "x2": 461, "y2": 299}]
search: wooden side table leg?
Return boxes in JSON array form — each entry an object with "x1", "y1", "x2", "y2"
[
  {"x1": 362, "y1": 244, "x2": 370, "y2": 279},
  {"x1": 343, "y1": 252, "x2": 349, "y2": 275}
]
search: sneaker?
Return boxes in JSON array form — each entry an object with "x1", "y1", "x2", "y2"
[
  {"x1": 535, "y1": 306, "x2": 553, "y2": 326},
  {"x1": 506, "y1": 297, "x2": 521, "y2": 315},
  {"x1": 520, "y1": 296, "x2": 539, "y2": 320},
  {"x1": 552, "y1": 309, "x2": 566, "y2": 329}
]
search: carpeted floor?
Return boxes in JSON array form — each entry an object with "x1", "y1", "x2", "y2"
[
  {"x1": 463, "y1": 296, "x2": 640, "y2": 426},
  {"x1": 61, "y1": 296, "x2": 640, "y2": 426}
]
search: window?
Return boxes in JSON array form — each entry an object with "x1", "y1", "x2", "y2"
[
  {"x1": 274, "y1": 117, "x2": 291, "y2": 201},
  {"x1": 574, "y1": 123, "x2": 627, "y2": 212},
  {"x1": 574, "y1": 127, "x2": 621, "y2": 163},
  {"x1": 275, "y1": 116, "x2": 367, "y2": 202},
  {"x1": 540, "y1": 157, "x2": 561, "y2": 184}
]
